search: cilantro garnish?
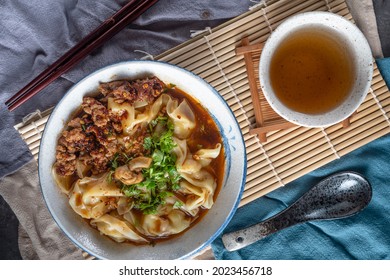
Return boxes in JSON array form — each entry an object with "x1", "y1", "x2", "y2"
[
  {"x1": 143, "y1": 137, "x2": 153, "y2": 150},
  {"x1": 173, "y1": 200, "x2": 184, "y2": 209},
  {"x1": 122, "y1": 115, "x2": 182, "y2": 214},
  {"x1": 162, "y1": 83, "x2": 176, "y2": 93}
]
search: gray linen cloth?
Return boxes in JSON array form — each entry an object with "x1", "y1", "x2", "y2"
[
  {"x1": 0, "y1": 161, "x2": 84, "y2": 259},
  {"x1": 0, "y1": 0, "x2": 387, "y2": 259}
]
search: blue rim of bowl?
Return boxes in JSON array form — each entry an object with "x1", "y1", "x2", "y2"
[{"x1": 38, "y1": 60, "x2": 247, "y2": 260}]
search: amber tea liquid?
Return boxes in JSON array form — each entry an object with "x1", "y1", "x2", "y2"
[{"x1": 269, "y1": 28, "x2": 355, "y2": 114}]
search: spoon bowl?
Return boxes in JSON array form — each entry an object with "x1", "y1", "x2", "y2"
[{"x1": 222, "y1": 171, "x2": 372, "y2": 251}]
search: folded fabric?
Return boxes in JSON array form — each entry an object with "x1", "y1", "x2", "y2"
[
  {"x1": 346, "y1": 0, "x2": 383, "y2": 58},
  {"x1": 373, "y1": 0, "x2": 390, "y2": 57},
  {"x1": 211, "y1": 58, "x2": 390, "y2": 260},
  {"x1": 377, "y1": 58, "x2": 390, "y2": 85},
  {"x1": 0, "y1": 160, "x2": 84, "y2": 260}
]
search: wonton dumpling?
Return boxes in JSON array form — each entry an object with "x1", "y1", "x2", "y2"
[
  {"x1": 115, "y1": 94, "x2": 169, "y2": 136},
  {"x1": 179, "y1": 180, "x2": 214, "y2": 210},
  {"x1": 69, "y1": 173, "x2": 124, "y2": 219},
  {"x1": 148, "y1": 94, "x2": 171, "y2": 119},
  {"x1": 117, "y1": 197, "x2": 133, "y2": 215},
  {"x1": 172, "y1": 137, "x2": 201, "y2": 174},
  {"x1": 52, "y1": 166, "x2": 74, "y2": 195},
  {"x1": 108, "y1": 98, "x2": 149, "y2": 135},
  {"x1": 181, "y1": 169, "x2": 216, "y2": 193},
  {"x1": 172, "y1": 137, "x2": 218, "y2": 210},
  {"x1": 180, "y1": 158, "x2": 202, "y2": 174},
  {"x1": 166, "y1": 209, "x2": 192, "y2": 234},
  {"x1": 165, "y1": 196, "x2": 199, "y2": 217},
  {"x1": 194, "y1": 143, "x2": 222, "y2": 167},
  {"x1": 75, "y1": 159, "x2": 91, "y2": 178},
  {"x1": 172, "y1": 137, "x2": 188, "y2": 167},
  {"x1": 147, "y1": 94, "x2": 196, "y2": 139},
  {"x1": 91, "y1": 213, "x2": 148, "y2": 243},
  {"x1": 124, "y1": 207, "x2": 191, "y2": 237},
  {"x1": 179, "y1": 170, "x2": 217, "y2": 209},
  {"x1": 167, "y1": 98, "x2": 196, "y2": 139},
  {"x1": 138, "y1": 214, "x2": 170, "y2": 236},
  {"x1": 109, "y1": 94, "x2": 196, "y2": 138}
]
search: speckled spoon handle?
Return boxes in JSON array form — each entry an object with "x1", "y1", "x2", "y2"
[{"x1": 222, "y1": 172, "x2": 372, "y2": 251}]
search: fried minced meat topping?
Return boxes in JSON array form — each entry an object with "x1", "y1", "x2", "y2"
[
  {"x1": 98, "y1": 76, "x2": 164, "y2": 104},
  {"x1": 54, "y1": 77, "x2": 163, "y2": 176}
]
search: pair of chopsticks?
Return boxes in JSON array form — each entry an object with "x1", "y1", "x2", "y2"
[{"x1": 5, "y1": 0, "x2": 159, "y2": 111}]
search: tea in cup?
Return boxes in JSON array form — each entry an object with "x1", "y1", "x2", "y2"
[{"x1": 259, "y1": 12, "x2": 373, "y2": 127}]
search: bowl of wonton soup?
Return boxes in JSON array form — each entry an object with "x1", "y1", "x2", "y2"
[{"x1": 38, "y1": 61, "x2": 246, "y2": 259}]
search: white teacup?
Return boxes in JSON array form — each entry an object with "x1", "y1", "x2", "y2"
[{"x1": 259, "y1": 11, "x2": 373, "y2": 127}]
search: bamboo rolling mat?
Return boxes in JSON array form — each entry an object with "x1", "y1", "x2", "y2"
[{"x1": 15, "y1": 0, "x2": 390, "y2": 211}]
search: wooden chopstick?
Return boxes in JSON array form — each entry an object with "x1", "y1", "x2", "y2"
[
  {"x1": 5, "y1": 0, "x2": 159, "y2": 111},
  {"x1": 5, "y1": 0, "x2": 140, "y2": 108}
]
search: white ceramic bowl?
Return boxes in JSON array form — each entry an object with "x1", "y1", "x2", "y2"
[
  {"x1": 38, "y1": 61, "x2": 246, "y2": 259},
  {"x1": 259, "y1": 11, "x2": 373, "y2": 127}
]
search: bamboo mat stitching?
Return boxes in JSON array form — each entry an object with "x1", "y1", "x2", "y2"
[
  {"x1": 258, "y1": 140, "x2": 286, "y2": 186},
  {"x1": 324, "y1": 0, "x2": 332, "y2": 11},
  {"x1": 22, "y1": 109, "x2": 43, "y2": 123},
  {"x1": 262, "y1": 8, "x2": 274, "y2": 32},
  {"x1": 31, "y1": 122, "x2": 42, "y2": 138},
  {"x1": 369, "y1": 87, "x2": 390, "y2": 125},
  {"x1": 190, "y1": 27, "x2": 212, "y2": 38},
  {"x1": 321, "y1": 128, "x2": 341, "y2": 159},
  {"x1": 250, "y1": 0, "x2": 269, "y2": 11}
]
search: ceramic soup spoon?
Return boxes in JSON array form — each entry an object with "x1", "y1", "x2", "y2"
[{"x1": 222, "y1": 171, "x2": 372, "y2": 251}]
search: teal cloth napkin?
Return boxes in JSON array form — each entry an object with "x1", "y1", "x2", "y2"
[{"x1": 211, "y1": 57, "x2": 390, "y2": 260}]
